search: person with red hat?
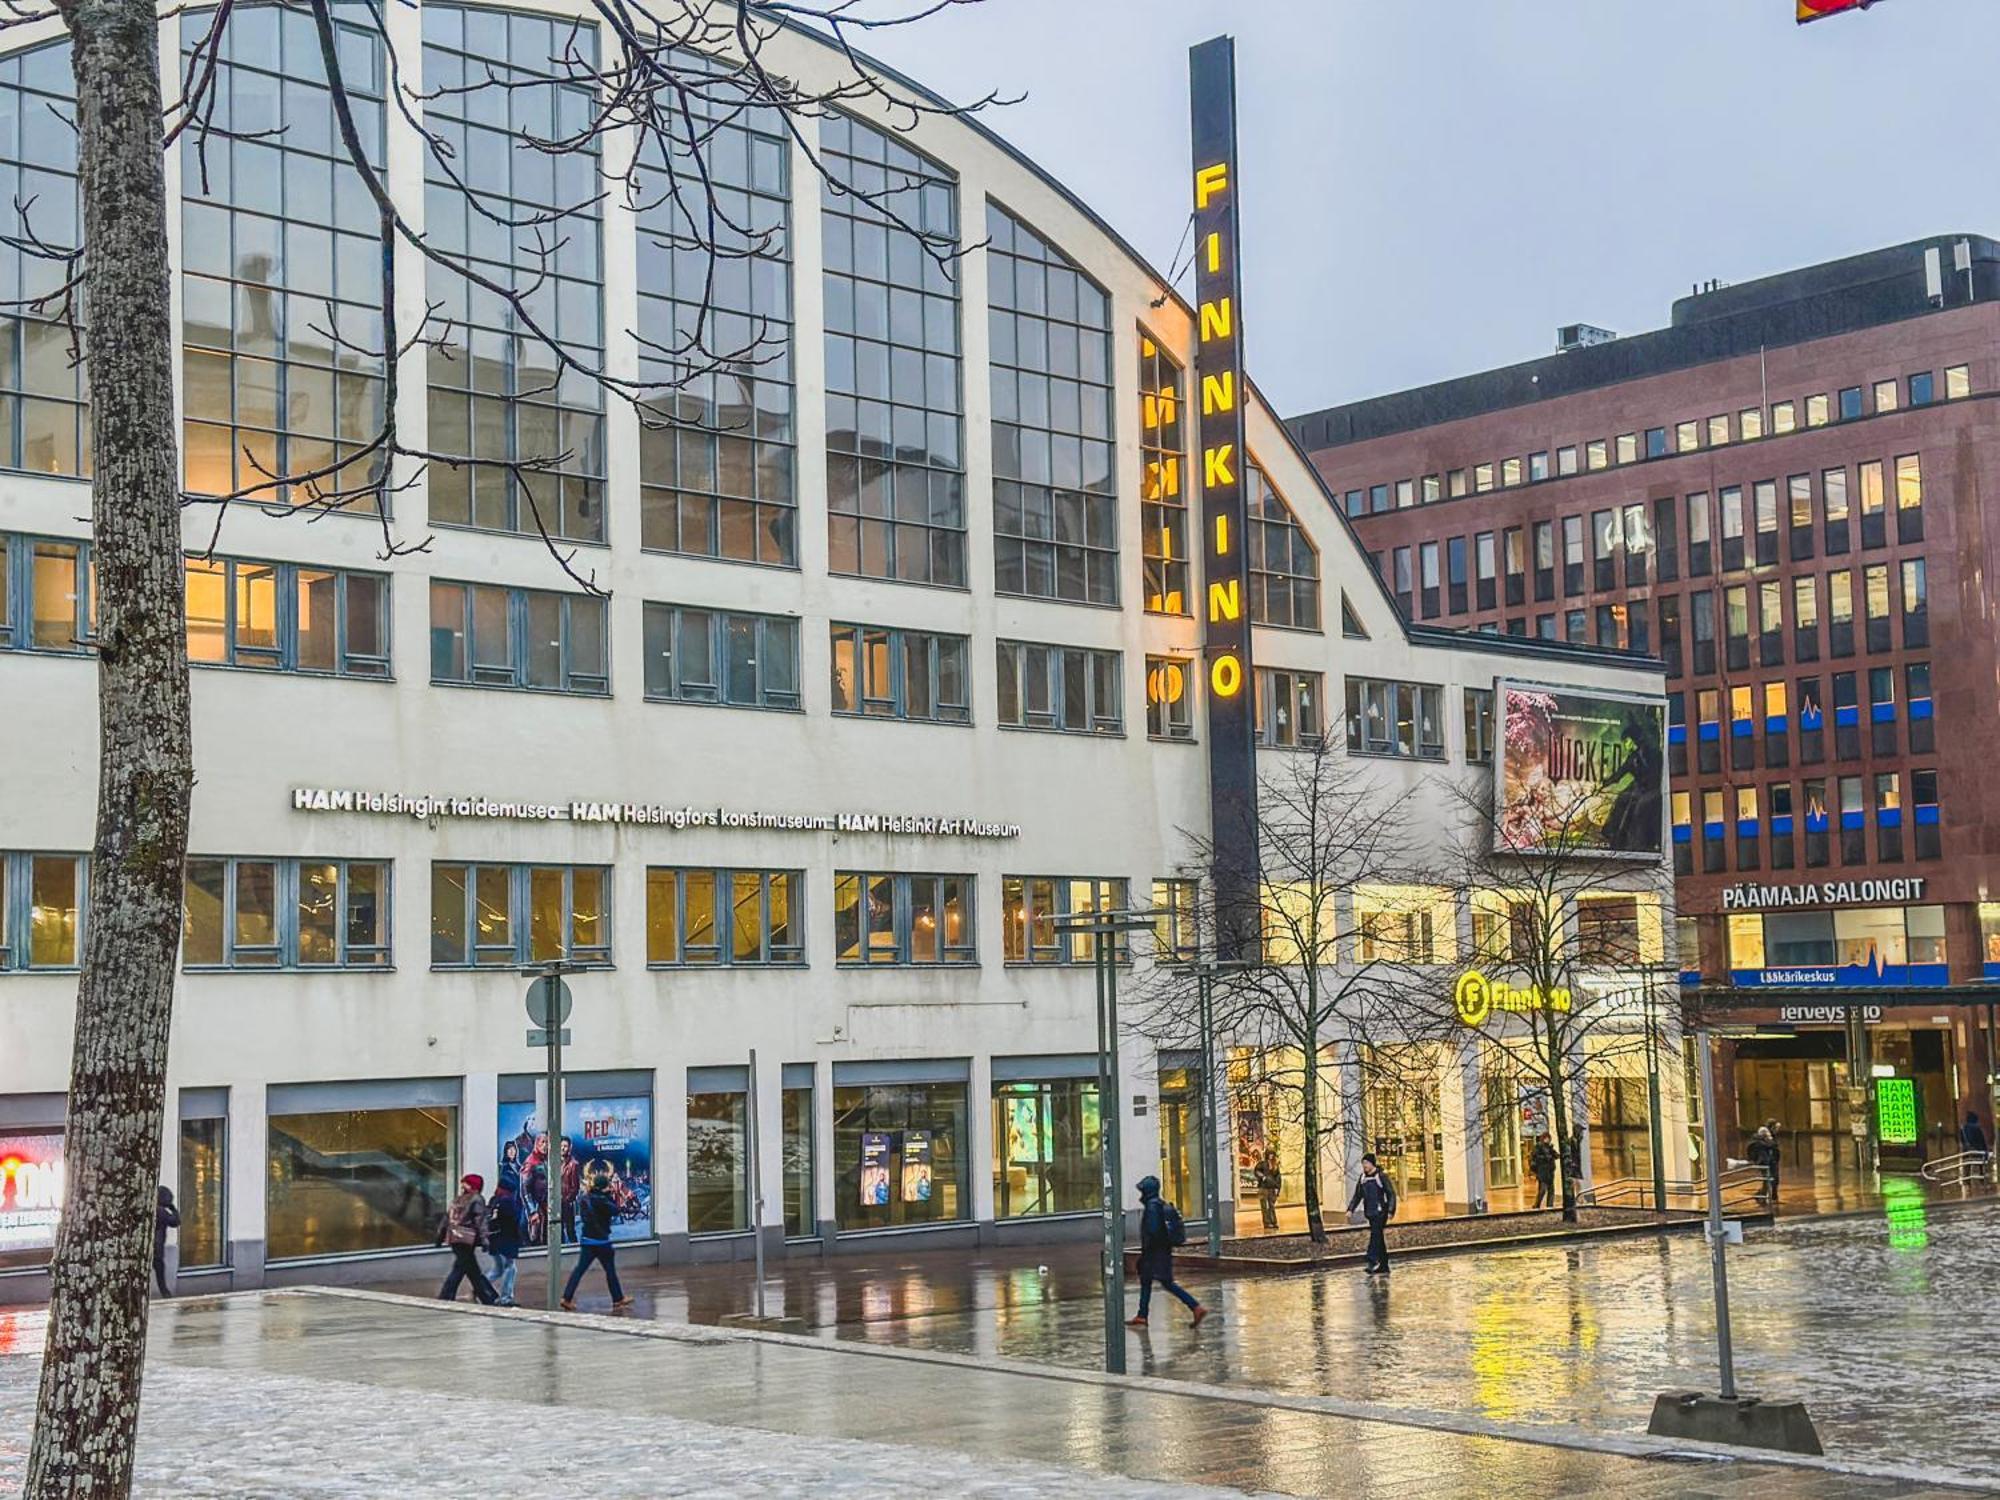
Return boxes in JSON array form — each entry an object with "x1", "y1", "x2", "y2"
[{"x1": 435, "y1": 1172, "x2": 501, "y2": 1306}]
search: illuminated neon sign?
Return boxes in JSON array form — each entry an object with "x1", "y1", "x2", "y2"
[
  {"x1": 1875, "y1": 1076, "x2": 1918, "y2": 1146},
  {"x1": 0, "y1": 1133, "x2": 65, "y2": 1254},
  {"x1": 1189, "y1": 34, "x2": 1259, "y2": 954},
  {"x1": 1453, "y1": 970, "x2": 1573, "y2": 1027}
]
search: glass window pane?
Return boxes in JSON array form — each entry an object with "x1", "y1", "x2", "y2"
[
  {"x1": 185, "y1": 559, "x2": 230, "y2": 662},
  {"x1": 235, "y1": 563, "x2": 280, "y2": 657},
  {"x1": 296, "y1": 861, "x2": 338, "y2": 964},
  {"x1": 685, "y1": 870, "x2": 717, "y2": 962},
  {"x1": 344, "y1": 862, "x2": 385, "y2": 959},
  {"x1": 430, "y1": 863, "x2": 467, "y2": 965},
  {"x1": 297, "y1": 569, "x2": 337, "y2": 671},
  {"x1": 528, "y1": 866, "x2": 564, "y2": 960},
  {"x1": 731, "y1": 872, "x2": 762, "y2": 961},
  {"x1": 570, "y1": 867, "x2": 605, "y2": 955},
  {"x1": 473, "y1": 865, "x2": 512, "y2": 963},
  {"x1": 646, "y1": 868, "x2": 678, "y2": 964},
  {"x1": 525, "y1": 592, "x2": 561, "y2": 688},
  {"x1": 183, "y1": 858, "x2": 226, "y2": 966},
  {"x1": 233, "y1": 860, "x2": 278, "y2": 962},
  {"x1": 266, "y1": 1107, "x2": 454, "y2": 1260}
]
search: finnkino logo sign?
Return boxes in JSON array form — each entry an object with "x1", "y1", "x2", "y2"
[
  {"x1": 289, "y1": 788, "x2": 1022, "y2": 840},
  {"x1": 1452, "y1": 970, "x2": 1573, "y2": 1027}
]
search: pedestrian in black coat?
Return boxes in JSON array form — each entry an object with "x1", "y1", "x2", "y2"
[{"x1": 1348, "y1": 1154, "x2": 1397, "y2": 1275}]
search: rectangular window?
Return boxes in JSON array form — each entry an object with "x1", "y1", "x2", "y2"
[
  {"x1": 1741, "y1": 407, "x2": 1765, "y2": 440},
  {"x1": 833, "y1": 1078, "x2": 968, "y2": 1231},
  {"x1": 1723, "y1": 584, "x2": 1749, "y2": 670},
  {"x1": 4, "y1": 537, "x2": 95, "y2": 654},
  {"x1": 1475, "y1": 531, "x2": 1497, "y2": 611},
  {"x1": 1151, "y1": 877, "x2": 1199, "y2": 963},
  {"x1": 1838, "y1": 776, "x2": 1866, "y2": 864},
  {"x1": 1446, "y1": 470, "x2": 1468, "y2": 498},
  {"x1": 1833, "y1": 671, "x2": 1860, "y2": 760},
  {"x1": 1532, "y1": 520, "x2": 1555, "y2": 601},
  {"x1": 1909, "y1": 371, "x2": 1934, "y2": 407},
  {"x1": 1463, "y1": 686, "x2": 1494, "y2": 764},
  {"x1": 1868, "y1": 664, "x2": 1896, "y2": 757},
  {"x1": 1658, "y1": 595, "x2": 1683, "y2": 677},
  {"x1": 1371, "y1": 482, "x2": 1391, "y2": 512},
  {"x1": 1527, "y1": 452, "x2": 1549, "y2": 483},
  {"x1": 1696, "y1": 687, "x2": 1721, "y2": 774},
  {"x1": 822, "y1": 115, "x2": 965, "y2": 587},
  {"x1": 1561, "y1": 514, "x2": 1584, "y2": 596},
  {"x1": 1686, "y1": 492, "x2": 1712, "y2": 576},
  {"x1": 1557, "y1": 445, "x2": 1578, "y2": 476},
  {"x1": 1912, "y1": 768, "x2": 1940, "y2": 860},
  {"x1": 1701, "y1": 789, "x2": 1725, "y2": 874},
  {"x1": 1946, "y1": 364, "x2": 1971, "y2": 400},
  {"x1": 833, "y1": 870, "x2": 976, "y2": 965},
  {"x1": 1803, "y1": 777, "x2": 1830, "y2": 867},
  {"x1": 1690, "y1": 589, "x2": 1716, "y2": 676},
  {"x1": 1591, "y1": 508, "x2": 1618, "y2": 591},
  {"x1": 1901, "y1": 558, "x2": 1927, "y2": 647},
  {"x1": 1750, "y1": 479, "x2": 1778, "y2": 565},
  {"x1": 1708, "y1": 414, "x2": 1731, "y2": 447},
  {"x1": 1675, "y1": 419, "x2": 1699, "y2": 453},
  {"x1": 1871, "y1": 379, "x2": 1897, "y2": 415},
  {"x1": 829, "y1": 622, "x2": 969, "y2": 724},
  {"x1": 1792, "y1": 575, "x2": 1818, "y2": 662},
  {"x1": 178, "y1": 556, "x2": 390, "y2": 677},
  {"x1": 1644, "y1": 427, "x2": 1667, "y2": 459},
  {"x1": 1719, "y1": 485, "x2": 1745, "y2": 570},
  {"x1": 429, "y1": 581, "x2": 607, "y2": 695},
  {"x1": 991, "y1": 1074, "x2": 1101, "y2": 1218},
  {"x1": 1806, "y1": 393, "x2": 1830, "y2": 428},
  {"x1": 183, "y1": 857, "x2": 388, "y2": 969},
  {"x1": 1616, "y1": 433, "x2": 1638, "y2": 465},
  {"x1": 1395, "y1": 478, "x2": 1415, "y2": 508},
  {"x1": 1875, "y1": 772, "x2": 1903, "y2": 862},
  {"x1": 647, "y1": 867, "x2": 803, "y2": 966},
  {"x1": 1145, "y1": 654, "x2": 1194, "y2": 741},
  {"x1": 1858, "y1": 460, "x2": 1886, "y2": 549},
  {"x1": 1422, "y1": 474, "x2": 1441, "y2": 504},
  {"x1": 1255, "y1": 667, "x2": 1323, "y2": 749},
  {"x1": 1894, "y1": 454, "x2": 1923, "y2": 543},
  {"x1": 1474, "y1": 462, "x2": 1494, "y2": 493},
  {"x1": 1343, "y1": 677, "x2": 1445, "y2": 760},
  {"x1": 1502, "y1": 526, "x2": 1525, "y2": 605},
  {"x1": 1863, "y1": 564, "x2": 1891, "y2": 652},
  {"x1": 1822, "y1": 466, "x2": 1850, "y2": 554},
  {"x1": 1419, "y1": 539, "x2": 1441, "y2": 616},
  {"x1": 1769, "y1": 782, "x2": 1795, "y2": 870},
  {"x1": 1587, "y1": 439, "x2": 1608, "y2": 471},
  {"x1": 1734, "y1": 786, "x2": 1760, "y2": 872},
  {"x1": 1827, "y1": 569, "x2": 1853, "y2": 657},
  {"x1": 1001, "y1": 875, "x2": 1129, "y2": 965},
  {"x1": 1838, "y1": 386, "x2": 1863, "y2": 422},
  {"x1": 265, "y1": 1103, "x2": 455, "y2": 1261},
  {"x1": 1392, "y1": 545, "x2": 1413, "y2": 613},
  {"x1": 642, "y1": 603, "x2": 797, "y2": 710},
  {"x1": 995, "y1": 640, "x2": 1121, "y2": 735},
  {"x1": 1622, "y1": 502, "x2": 1649, "y2": 587},
  {"x1": 1907, "y1": 661, "x2": 1934, "y2": 754},
  {"x1": 1138, "y1": 333, "x2": 1187, "y2": 614},
  {"x1": 1446, "y1": 535, "x2": 1468, "y2": 614},
  {"x1": 0, "y1": 852, "x2": 86, "y2": 970},
  {"x1": 430, "y1": 863, "x2": 611, "y2": 968},
  {"x1": 1772, "y1": 400, "x2": 1797, "y2": 435}
]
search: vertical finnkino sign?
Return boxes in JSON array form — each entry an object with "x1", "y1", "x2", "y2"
[{"x1": 1190, "y1": 35, "x2": 1259, "y2": 955}]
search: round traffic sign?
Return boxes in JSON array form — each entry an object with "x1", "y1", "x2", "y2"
[{"x1": 525, "y1": 975, "x2": 573, "y2": 1028}]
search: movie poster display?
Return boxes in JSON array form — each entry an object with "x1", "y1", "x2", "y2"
[
  {"x1": 1495, "y1": 683, "x2": 1665, "y2": 857},
  {"x1": 900, "y1": 1130, "x2": 933, "y2": 1204},
  {"x1": 0, "y1": 1131, "x2": 64, "y2": 1262},
  {"x1": 496, "y1": 1095, "x2": 653, "y2": 1245},
  {"x1": 858, "y1": 1131, "x2": 892, "y2": 1207}
]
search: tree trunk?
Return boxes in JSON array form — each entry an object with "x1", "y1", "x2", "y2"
[
  {"x1": 1302, "y1": 1044, "x2": 1325, "y2": 1242},
  {"x1": 1547, "y1": 1049, "x2": 1579, "y2": 1226},
  {"x1": 28, "y1": 0, "x2": 190, "y2": 1493}
]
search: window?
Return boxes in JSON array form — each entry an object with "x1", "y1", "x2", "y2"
[
  {"x1": 1803, "y1": 778, "x2": 1830, "y2": 867},
  {"x1": 1532, "y1": 520, "x2": 1554, "y2": 600},
  {"x1": 429, "y1": 581, "x2": 608, "y2": 695},
  {"x1": 1392, "y1": 545, "x2": 1413, "y2": 612},
  {"x1": 1912, "y1": 768, "x2": 1940, "y2": 860},
  {"x1": 1772, "y1": 400, "x2": 1797, "y2": 434},
  {"x1": 1622, "y1": 502, "x2": 1650, "y2": 587},
  {"x1": 1421, "y1": 474, "x2": 1442, "y2": 503},
  {"x1": 643, "y1": 604, "x2": 799, "y2": 710},
  {"x1": 1741, "y1": 407, "x2": 1765, "y2": 440},
  {"x1": 1644, "y1": 427, "x2": 1667, "y2": 459},
  {"x1": 1151, "y1": 877, "x2": 1199, "y2": 962},
  {"x1": 1787, "y1": 474, "x2": 1813, "y2": 561},
  {"x1": 1894, "y1": 454, "x2": 1923, "y2": 543},
  {"x1": 991, "y1": 1074, "x2": 1100, "y2": 1218},
  {"x1": 636, "y1": 56, "x2": 795, "y2": 567},
  {"x1": 1343, "y1": 677, "x2": 1445, "y2": 760},
  {"x1": 1752, "y1": 480, "x2": 1779, "y2": 565},
  {"x1": 833, "y1": 1077, "x2": 967, "y2": 1231},
  {"x1": 1658, "y1": 595, "x2": 1683, "y2": 676},
  {"x1": 1868, "y1": 665, "x2": 1896, "y2": 757},
  {"x1": 1528, "y1": 451, "x2": 1549, "y2": 482},
  {"x1": 1353, "y1": 886, "x2": 1454, "y2": 965},
  {"x1": 1797, "y1": 677, "x2": 1825, "y2": 764},
  {"x1": 1474, "y1": 462, "x2": 1494, "y2": 492},
  {"x1": 1463, "y1": 687, "x2": 1494, "y2": 763},
  {"x1": 1138, "y1": 332, "x2": 1186, "y2": 614},
  {"x1": 1502, "y1": 526, "x2": 1525, "y2": 605},
  {"x1": 1770, "y1": 782, "x2": 1795, "y2": 870},
  {"x1": 1675, "y1": 419, "x2": 1698, "y2": 453},
  {"x1": 1144, "y1": 654, "x2": 1194, "y2": 741},
  {"x1": 1254, "y1": 667, "x2": 1323, "y2": 748},
  {"x1": 1690, "y1": 589, "x2": 1715, "y2": 675},
  {"x1": 1822, "y1": 466, "x2": 1850, "y2": 553},
  {"x1": 1734, "y1": 786, "x2": 1760, "y2": 871},
  {"x1": 1758, "y1": 579, "x2": 1783, "y2": 665},
  {"x1": 1863, "y1": 564, "x2": 1891, "y2": 652},
  {"x1": 1557, "y1": 445, "x2": 1578, "y2": 476},
  {"x1": 1909, "y1": 371, "x2": 1934, "y2": 407},
  {"x1": 1871, "y1": 380, "x2": 1897, "y2": 415},
  {"x1": 183, "y1": 857, "x2": 388, "y2": 968},
  {"x1": 995, "y1": 640, "x2": 1121, "y2": 735},
  {"x1": 830, "y1": 622, "x2": 969, "y2": 724},
  {"x1": 1685, "y1": 491, "x2": 1712, "y2": 576},
  {"x1": 1, "y1": 535, "x2": 94, "y2": 653},
  {"x1": 1587, "y1": 438, "x2": 1608, "y2": 471},
  {"x1": 1496, "y1": 457, "x2": 1518, "y2": 489},
  {"x1": 1723, "y1": 584, "x2": 1749, "y2": 670},
  {"x1": 1792, "y1": 575, "x2": 1819, "y2": 661},
  {"x1": 1875, "y1": 772, "x2": 1903, "y2": 862},
  {"x1": 1907, "y1": 661, "x2": 1934, "y2": 754},
  {"x1": 1837, "y1": 386, "x2": 1863, "y2": 422},
  {"x1": 1858, "y1": 460, "x2": 1886, "y2": 548},
  {"x1": 1806, "y1": 393, "x2": 1830, "y2": 428},
  {"x1": 1695, "y1": 687, "x2": 1721, "y2": 774},
  {"x1": 1002, "y1": 876, "x2": 1129, "y2": 964},
  {"x1": 1945, "y1": 364, "x2": 1971, "y2": 400},
  {"x1": 0, "y1": 852, "x2": 85, "y2": 970},
  {"x1": 1833, "y1": 671, "x2": 1860, "y2": 760},
  {"x1": 1707, "y1": 414, "x2": 1730, "y2": 447},
  {"x1": 1475, "y1": 530, "x2": 1497, "y2": 609},
  {"x1": 1615, "y1": 433, "x2": 1637, "y2": 465},
  {"x1": 1701, "y1": 789, "x2": 1724, "y2": 873},
  {"x1": 266, "y1": 1101, "x2": 455, "y2": 1260},
  {"x1": 822, "y1": 114, "x2": 964, "y2": 586},
  {"x1": 1901, "y1": 558, "x2": 1927, "y2": 646},
  {"x1": 646, "y1": 867, "x2": 802, "y2": 966},
  {"x1": 1561, "y1": 514, "x2": 1584, "y2": 595},
  {"x1": 0, "y1": 42, "x2": 86, "y2": 477},
  {"x1": 989, "y1": 203, "x2": 1115, "y2": 604},
  {"x1": 1719, "y1": 485, "x2": 1744, "y2": 569},
  {"x1": 1247, "y1": 463, "x2": 1320, "y2": 629},
  {"x1": 1827, "y1": 569, "x2": 1853, "y2": 656},
  {"x1": 423, "y1": 8, "x2": 603, "y2": 541},
  {"x1": 1344, "y1": 489, "x2": 1364, "y2": 517},
  {"x1": 183, "y1": 557, "x2": 387, "y2": 676},
  {"x1": 1446, "y1": 535, "x2": 1468, "y2": 614},
  {"x1": 1587, "y1": 509, "x2": 1616, "y2": 590},
  {"x1": 1396, "y1": 478, "x2": 1416, "y2": 507},
  {"x1": 1371, "y1": 482, "x2": 1391, "y2": 511},
  {"x1": 833, "y1": 871, "x2": 975, "y2": 965},
  {"x1": 1447, "y1": 470, "x2": 1468, "y2": 498},
  {"x1": 1419, "y1": 539, "x2": 1440, "y2": 617},
  {"x1": 430, "y1": 862, "x2": 611, "y2": 967},
  {"x1": 1577, "y1": 895, "x2": 1643, "y2": 964},
  {"x1": 1838, "y1": 776, "x2": 1865, "y2": 864}
]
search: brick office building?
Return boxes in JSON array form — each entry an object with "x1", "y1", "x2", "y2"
[{"x1": 1290, "y1": 235, "x2": 2000, "y2": 1184}]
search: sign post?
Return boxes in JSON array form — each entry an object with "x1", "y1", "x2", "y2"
[
  {"x1": 526, "y1": 966, "x2": 576, "y2": 1311},
  {"x1": 747, "y1": 1048, "x2": 767, "y2": 1322}
]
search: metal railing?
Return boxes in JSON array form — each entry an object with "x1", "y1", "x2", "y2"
[
  {"x1": 1583, "y1": 1166, "x2": 1766, "y2": 1212},
  {"x1": 1920, "y1": 1150, "x2": 1993, "y2": 1187}
]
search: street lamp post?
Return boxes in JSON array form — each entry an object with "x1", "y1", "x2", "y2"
[
  {"x1": 1192, "y1": 955, "x2": 1255, "y2": 1258},
  {"x1": 1643, "y1": 968, "x2": 1668, "y2": 1211},
  {"x1": 524, "y1": 960, "x2": 581, "y2": 1313}
]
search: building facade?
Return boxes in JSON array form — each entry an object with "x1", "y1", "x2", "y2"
[
  {"x1": 1294, "y1": 237, "x2": 2000, "y2": 1179},
  {"x1": 0, "y1": 4, "x2": 1671, "y2": 1296}
]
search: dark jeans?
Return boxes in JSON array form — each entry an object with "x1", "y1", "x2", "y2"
[
  {"x1": 1364, "y1": 1216, "x2": 1390, "y2": 1270},
  {"x1": 563, "y1": 1242, "x2": 624, "y2": 1303},
  {"x1": 152, "y1": 1248, "x2": 171, "y2": 1298},
  {"x1": 1138, "y1": 1271, "x2": 1199, "y2": 1318},
  {"x1": 439, "y1": 1243, "x2": 499, "y2": 1305},
  {"x1": 1259, "y1": 1192, "x2": 1279, "y2": 1230},
  {"x1": 1533, "y1": 1174, "x2": 1554, "y2": 1209}
]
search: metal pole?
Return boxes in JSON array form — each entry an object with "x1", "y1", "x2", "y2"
[
  {"x1": 545, "y1": 994, "x2": 565, "y2": 1312},
  {"x1": 1696, "y1": 1028, "x2": 1737, "y2": 1401},
  {"x1": 1106, "y1": 918, "x2": 1126, "y2": 1315},
  {"x1": 1199, "y1": 963, "x2": 1221, "y2": 1258},
  {"x1": 1645, "y1": 974, "x2": 1667, "y2": 1211},
  {"x1": 747, "y1": 1047, "x2": 766, "y2": 1322},
  {"x1": 1095, "y1": 917, "x2": 1125, "y2": 1374}
]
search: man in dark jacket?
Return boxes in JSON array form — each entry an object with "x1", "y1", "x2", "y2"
[
  {"x1": 436, "y1": 1173, "x2": 501, "y2": 1305},
  {"x1": 561, "y1": 1170, "x2": 635, "y2": 1311},
  {"x1": 153, "y1": 1185, "x2": 180, "y2": 1297},
  {"x1": 1529, "y1": 1137, "x2": 1557, "y2": 1210},
  {"x1": 1126, "y1": 1175, "x2": 1206, "y2": 1328},
  {"x1": 1348, "y1": 1153, "x2": 1397, "y2": 1274},
  {"x1": 1961, "y1": 1111, "x2": 1989, "y2": 1156}
]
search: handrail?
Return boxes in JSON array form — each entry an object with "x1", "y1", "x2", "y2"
[
  {"x1": 1921, "y1": 1149, "x2": 1993, "y2": 1184},
  {"x1": 1582, "y1": 1167, "x2": 1764, "y2": 1210}
]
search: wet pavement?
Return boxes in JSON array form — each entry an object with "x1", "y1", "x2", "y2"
[{"x1": 0, "y1": 1291, "x2": 1977, "y2": 1498}]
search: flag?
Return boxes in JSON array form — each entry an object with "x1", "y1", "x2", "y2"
[{"x1": 1798, "y1": 0, "x2": 1871, "y2": 21}]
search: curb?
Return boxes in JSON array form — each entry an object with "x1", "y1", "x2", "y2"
[{"x1": 274, "y1": 1285, "x2": 1993, "y2": 1493}]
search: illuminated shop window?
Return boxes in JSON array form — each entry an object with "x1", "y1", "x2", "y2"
[
  {"x1": 183, "y1": 856, "x2": 388, "y2": 968},
  {"x1": 636, "y1": 49, "x2": 795, "y2": 567},
  {"x1": 988, "y1": 201, "x2": 1115, "y2": 605},
  {"x1": 422, "y1": 5, "x2": 604, "y2": 541},
  {"x1": 430, "y1": 861, "x2": 610, "y2": 968},
  {"x1": 1138, "y1": 331, "x2": 1187, "y2": 614}
]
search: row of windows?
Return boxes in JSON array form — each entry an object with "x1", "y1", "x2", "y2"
[
  {"x1": 1343, "y1": 368, "x2": 1974, "y2": 519},
  {"x1": 1725, "y1": 904, "x2": 1946, "y2": 973},
  {"x1": 1672, "y1": 767, "x2": 1941, "y2": 875},
  {"x1": 1654, "y1": 562, "x2": 1929, "y2": 677},
  {"x1": 1376, "y1": 457, "x2": 1929, "y2": 630},
  {"x1": 1669, "y1": 663, "x2": 1934, "y2": 776}
]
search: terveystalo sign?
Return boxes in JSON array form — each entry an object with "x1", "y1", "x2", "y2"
[
  {"x1": 1453, "y1": 970, "x2": 1573, "y2": 1027},
  {"x1": 1190, "y1": 34, "x2": 1259, "y2": 954}
]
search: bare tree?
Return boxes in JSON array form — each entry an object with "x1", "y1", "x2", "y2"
[
  {"x1": 1129, "y1": 741, "x2": 1430, "y2": 1244},
  {"x1": 22, "y1": 3, "x2": 999, "y2": 1491}
]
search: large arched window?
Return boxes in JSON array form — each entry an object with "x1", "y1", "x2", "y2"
[
  {"x1": 180, "y1": 5, "x2": 385, "y2": 505},
  {"x1": 1247, "y1": 461, "x2": 1320, "y2": 631},
  {"x1": 0, "y1": 41, "x2": 86, "y2": 477},
  {"x1": 421, "y1": 5, "x2": 604, "y2": 543},
  {"x1": 1138, "y1": 330, "x2": 1186, "y2": 616}
]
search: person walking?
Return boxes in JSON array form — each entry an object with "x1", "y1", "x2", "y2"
[
  {"x1": 152, "y1": 1185, "x2": 180, "y2": 1298},
  {"x1": 1747, "y1": 1125, "x2": 1779, "y2": 1206},
  {"x1": 561, "y1": 1169, "x2": 635, "y2": 1311},
  {"x1": 1126, "y1": 1175, "x2": 1206, "y2": 1328},
  {"x1": 1960, "y1": 1111, "x2": 1990, "y2": 1181},
  {"x1": 435, "y1": 1173, "x2": 501, "y2": 1305},
  {"x1": 486, "y1": 1174, "x2": 526, "y2": 1306},
  {"x1": 1529, "y1": 1136, "x2": 1557, "y2": 1210},
  {"x1": 1348, "y1": 1153, "x2": 1397, "y2": 1275},
  {"x1": 1254, "y1": 1150, "x2": 1283, "y2": 1232}
]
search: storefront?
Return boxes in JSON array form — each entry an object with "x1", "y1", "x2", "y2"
[
  {"x1": 1154, "y1": 1052, "x2": 1209, "y2": 1227},
  {"x1": 832, "y1": 1061, "x2": 969, "y2": 1234},
  {"x1": 497, "y1": 1069, "x2": 655, "y2": 1245},
  {"x1": 1226, "y1": 1045, "x2": 1335, "y2": 1227},
  {"x1": 990, "y1": 1056, "x2": 1099, "y2": 1220},
  {"x1": 175, "y1": 1087, "x2": 228, "y2": 1273},
  {"x1": 685, "y1": 1065, "x2": 747, "y2": 1236},
  {"x1": 780, "y1": 1063, "x2": 815, "y2": 1240},
  {"x1": 0, "y1": 1093, "x2": 65, "y2": 1273},
  {"x1": 264, "y1": 1078, "x2": 459, "y2": 1263}
]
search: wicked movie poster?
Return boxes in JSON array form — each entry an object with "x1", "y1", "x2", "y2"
[
  {"x1": 1496, "y1": 683, "x2": 1664, "y2": 856},
  {"x1": 497, "y1": 1095, "x2": 654, "y2": 1245}
]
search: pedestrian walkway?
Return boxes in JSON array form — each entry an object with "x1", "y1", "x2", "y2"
[{"x1": 0, "y1": 1291, "x2": 1975, "y2": 1498}]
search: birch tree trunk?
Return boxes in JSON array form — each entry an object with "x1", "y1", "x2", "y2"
[{"x1": 28, "y1": 0, "x2": 191, "y2": 1492}]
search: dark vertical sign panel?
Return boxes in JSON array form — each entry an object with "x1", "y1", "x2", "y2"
[{"x1": 1190, "y1": 35, "x2": 1259, "y2": 956}]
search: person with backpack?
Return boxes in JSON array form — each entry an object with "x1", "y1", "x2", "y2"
[
  {"x1": 561, "y1": 1169, "x2": 636, "y2": 1312},
  {"x1": 435, "y1": 1173, "x2": 501, "y2": 1305},
  {"x1": 1529, "y1": 1136, "x2": 1558, "y2": 1210},
  {"x1": 1126, "y1": 1175, "x2": 1206, "y2": 1328},
  {"x1": 1348, "y1": 1153, "x2": 1397, "y2": 1275},
  {"x1": 1254, "y1": 1150, "x2": 1283, "y2": 1231},
  {"x1": 486, "y1": 1174, "x2": 526, "y2": 1306}
]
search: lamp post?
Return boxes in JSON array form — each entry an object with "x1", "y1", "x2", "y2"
[
  {"x1": 1642, "y1": 966, "x2": 1669, "y2": 1211},
  {"x1": 1054, "y1": 905, "x2": 1160, "y2": 1376},
  {"x1": 523, "y1": 959, "x2": 582, "y2": 1312},
  {"x1": 1191, "y1": 955, "x2": 1256, "y2": 1257}
]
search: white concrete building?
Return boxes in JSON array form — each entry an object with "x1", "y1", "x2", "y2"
[{"x1": 0, "y1": 2, "x2": 1681, "y2": 1296}]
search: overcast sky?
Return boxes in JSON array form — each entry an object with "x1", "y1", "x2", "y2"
[{"x1": 850, "y1": 0, "x2": 2000, "y2": 417}]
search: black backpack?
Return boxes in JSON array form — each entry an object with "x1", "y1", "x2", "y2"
[{"x1": 1161, "y1": 1201, "x2": 1188, "y2": 1247}]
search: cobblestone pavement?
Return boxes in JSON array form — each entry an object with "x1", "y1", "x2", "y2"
[{"x1": 0, "y1": 1292, "x2": 1977, "y2": 1498}]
